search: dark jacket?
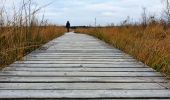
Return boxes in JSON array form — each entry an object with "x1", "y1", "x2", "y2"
[{"x1": 66, "y1": 21, "x2": 70, "y2": 28}]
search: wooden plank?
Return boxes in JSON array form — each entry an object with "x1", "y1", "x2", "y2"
[
  {"x1": 28, "y1": 55, "x2": 130, "y2": 57},
  {"x1": 50, "y1": 47, "x2": 112, "y2": 49},
  {"x1": 22, "y1": 58, "x2": 136, "y2": 62},
  {"x1": 49, "y1": 45, "x2": 111, "y2": 47},
  {"x1": 28, "y1": 50, "x2": 125, "y2": 56},
  {"x1": 9, "y1": 63, "x2": 147, "y2": 68},
  {"x1": 4, "y1": 67, "x2": 155, "y2": 72},
  {"x1": 0, "y1": 90, "x2": 170, "y2": 99},
  {"x1": 34, "y1": 46, "x2": 119, "y2": 50},
  {"x1": 28, "y1": 54, "x2": 130, "y2": 56},
  {"x1": 35, "y1": 50, "x2": 122, "y2": 53},
  {"x1": 28, "y1": 52, "x2": 125, "y2": 54},
  {"x1": 0, "y1": 76, "x2": 166, "y2": 83},
  {"x1": 0, "y1": 83, "x2": 165, "y2": 90},
  {"x1": 26, "y1": 57, "x2": 133, "y2": 59},
  {"x1": 27, "y1": 53, "x2": 129, "y2": 55},
  {"x1": 49, "y1": 47, "x2": 114, "y2": 49},
  {"x1": 0, "y1": 72, "x2": 162, "y2": 77},
  {"x1": 14, "y1": 61, "x2": 142, "y2": 64},
  {"x1": 29, "y1": 54, "x2": 128, "y2": 57},
  {"x1": 30, "y1": 50, "x2": 121, "y2": 53}
]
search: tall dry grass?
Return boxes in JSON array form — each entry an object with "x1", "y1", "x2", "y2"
[
  {"x1": 0, "y1": 0, "x2": 65, "y2": 68},
  {"x1": 76, "y1": 23, "x2": 170, "y2": 77}
]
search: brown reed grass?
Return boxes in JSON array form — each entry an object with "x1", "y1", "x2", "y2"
[
  {"x1": 76, "y1": 23, "x2": 170, "y2": 78},
  {"x1": 0, "y1": 0, "x2": 65, "y2": 68}
]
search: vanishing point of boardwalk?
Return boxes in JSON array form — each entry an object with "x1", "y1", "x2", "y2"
[{"x1": 0, "y1": 32, "x2": 170, "y2": 99}]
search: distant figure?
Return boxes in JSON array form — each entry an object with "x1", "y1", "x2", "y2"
[{"x1": 66, "y1": 21, "x2": 70, "y2": 32}]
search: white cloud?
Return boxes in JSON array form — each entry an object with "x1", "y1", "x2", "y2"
[
  {"x1": 1, "y1": 0, "x2": 163, "y2": 26},
  {"x1": 86, "y1": 3, "x2": 115, "y2": 11},
  {"x1": 102, "y1": 12, "x2": 115, "y2": 17}
]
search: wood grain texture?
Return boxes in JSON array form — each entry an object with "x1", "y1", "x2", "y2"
[{"x1": 0, "y1": 32, "x2": 169, "y2": 99}]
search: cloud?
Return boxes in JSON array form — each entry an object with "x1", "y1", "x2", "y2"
[
  {"x1": 2, "y1": 0, "x2": 163, "y2": 26},
  {"x1": 102, "y1": 12, "x2": 115, "y2": 17},
  {"x1": 86, "y1": 3, "x2": 115, "y2": 11}
]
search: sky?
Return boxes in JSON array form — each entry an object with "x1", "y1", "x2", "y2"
[{"x1": 2, "y1": 0, "x2": 164, "y2": 26}]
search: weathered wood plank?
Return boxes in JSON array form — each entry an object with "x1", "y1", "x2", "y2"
[
  {"x1": 26, "y1": 57, "x2": 133, "y2": 59},
  {"x1": 0, "y1": 83, "x2": 166, "y2": 90},
  {"x1": 0, "y1": 71, "x2": 162, "y2": 77},
  {"x1": 0, "y1": 90, "x2": 170, "y2": 99},
  {"x1": 3, "y1": 67, "x2": 155, "y2": 72},
  {"x1": 28, "y1": 50, "x2": 125, "y2": 56},
  {"x1": 28, "y1": 54, "x2": 129, "y2": 57},
  {"x1": 28, "y1": 55, "x2": 131, "y2": 57},
  {"x1": 9, "y1": 63, "x2": 148, "y2": 68},
  {"x1": 0, "y1": 76, "x2": 166, "y2": 83},
  {"x1": 22, "y1": 59, "x2": 136, "y2": 62},
  {"x1": 14, "y1": 61, "x2": 142, "y2": 64},
  {"x1": 34, "y1": 49, "x2": 119, "y2": 50},
  {"x1": 29, "y1": 50, "x2": 122, "y2": 53}
]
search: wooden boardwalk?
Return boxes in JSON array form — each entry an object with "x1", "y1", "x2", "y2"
[{"x1": 0, "y1": 32, "x2": 170, "y2": 99}]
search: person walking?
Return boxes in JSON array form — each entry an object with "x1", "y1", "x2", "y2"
[{"x1": 66, "y1": 21, "x2": 70, "y2": 32}]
